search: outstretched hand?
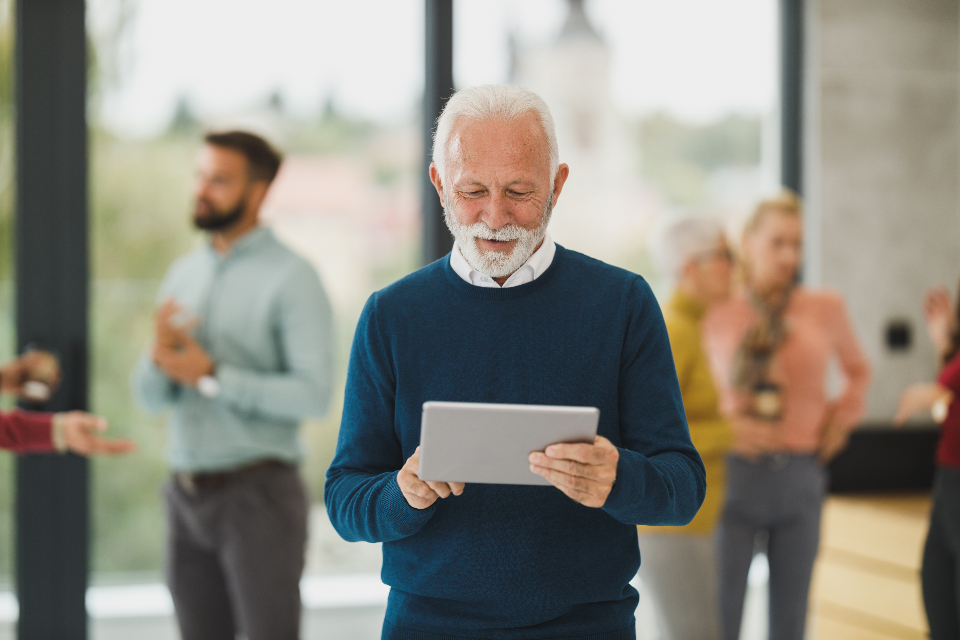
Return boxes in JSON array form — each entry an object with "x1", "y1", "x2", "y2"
[
  {"x1": 57, "y1": 411, "x2": 137, "y2": 456},
  {"x1": 529, "y1": 435, "x2": 619, "y2": 508},
  {"x1": 894, "y1": 382, "x2": 950, "y2": 426},
  {"x1": 397, "y1": 446, "x2": 465, "y2": 510}
]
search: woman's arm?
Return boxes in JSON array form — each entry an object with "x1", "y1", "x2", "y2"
[
  {"x1": 894, "y1": 383, "x2": 950, "y2": 426},
  {"x1": 827, "y1": 295, "x2": 871, "y2": 430}
]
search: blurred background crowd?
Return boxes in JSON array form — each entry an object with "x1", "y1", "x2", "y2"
[{"x1": 1, "y1": 0, "x2": 956, "y2": 638}]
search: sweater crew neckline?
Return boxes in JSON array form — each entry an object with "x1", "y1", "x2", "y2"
[{"x1": 442, "y1": 244, "x2": 565, "y2": 300}]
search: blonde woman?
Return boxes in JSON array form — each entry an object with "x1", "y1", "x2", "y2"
[{"x1": 703, "y1": 191, "x2": 870, "y2": 640}]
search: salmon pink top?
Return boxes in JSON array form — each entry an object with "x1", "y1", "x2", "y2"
[{"x1": 703, "y1": 288, "x2": 871, "y2": 453}]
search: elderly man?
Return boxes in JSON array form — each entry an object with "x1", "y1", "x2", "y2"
[{"x1": 325, "y1": 85, "x2": 705, "y2": 640}]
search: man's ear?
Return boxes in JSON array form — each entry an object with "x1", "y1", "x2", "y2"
[
  {"x1": 552, "y1": 163, "x2": 570, "y2": 207},
  {"x1": 429, "y1": 163, "x2": 446, "y2": 206},
  {"x1": 248, "y1": 180, "x2": 271, "y2": 212}
]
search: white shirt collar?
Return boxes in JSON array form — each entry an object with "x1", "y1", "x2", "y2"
[{"x1": 450, "y1": 232, "x2": 556, "y2": 288}]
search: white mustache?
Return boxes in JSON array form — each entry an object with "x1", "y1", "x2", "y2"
[{"x1": 463, "y1": 223, "x2": 525, "y2": 243}]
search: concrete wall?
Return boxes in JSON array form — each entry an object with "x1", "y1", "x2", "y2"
[{"x1": 805, "y1": 0, "x2": 960, "y2": 422}]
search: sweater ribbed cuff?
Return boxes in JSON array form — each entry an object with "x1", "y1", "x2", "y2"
[
  {"x1": 601, "y1": 450, "x2": 641, "y2": 521},
  {"x1": 379, "y1": 472, "x2": 437, "y2": 537}
]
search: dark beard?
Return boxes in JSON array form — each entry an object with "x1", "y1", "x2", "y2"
[{"x1": 193, "y1": 199, "x2": 245, "y2": 231}]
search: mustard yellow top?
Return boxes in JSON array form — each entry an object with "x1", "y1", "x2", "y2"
[{"x1": 639, "y1": 290, "x2": 733, "y2": 535}]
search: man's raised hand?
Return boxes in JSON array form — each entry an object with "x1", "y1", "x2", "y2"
[
  {"x1": 529, "y1": 435, "x2": 619, "y2": 508},
  {"x1": 397, "y1": 446, "x2": 465, "y2": 510}
]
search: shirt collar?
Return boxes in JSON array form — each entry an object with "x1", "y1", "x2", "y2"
[
  {"x1": 206, "y1": 226, "x2": 271, "y2": 259},
  {"x1": 450, "y1": 232, "x2": 556, "y2": 288}
]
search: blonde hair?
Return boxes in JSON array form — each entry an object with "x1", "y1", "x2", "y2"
[
  {"x1": 738, "y1": 189, "x2": 804, "y2": 286},
  {"x1": 743, "y1": 189, "x2": 803, "y2": 239}
]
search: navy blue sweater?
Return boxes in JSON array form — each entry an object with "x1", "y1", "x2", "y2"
[{"x1": 325, "y1": 246, "x2": 705, "y2": 640}]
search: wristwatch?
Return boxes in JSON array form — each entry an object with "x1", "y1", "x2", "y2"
[
  {"x1": 197, "y1": 374, "x2": 221, "y2": 399},
  {"x1": 932, "y1": 393, "x2": 952, "y2": 424}
]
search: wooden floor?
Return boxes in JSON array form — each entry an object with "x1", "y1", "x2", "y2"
[{"x1": 811, "y1": 494, "x2": 931, "y2": 639}]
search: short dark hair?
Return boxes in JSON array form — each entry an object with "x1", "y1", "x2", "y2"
[{"x1": 204, "y1": 130, "x2": 283, "y2": 183}]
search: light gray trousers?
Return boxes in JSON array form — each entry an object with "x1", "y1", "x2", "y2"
[
  {"x1": 164, "y1": 464, "x2": 308, "y2": 640},
  {"x1": 718, "y1": 454, "x2": 826, "y2": 640},
  {"x1": 638, "y1": 532, "x2": 723, "y2": 640}
]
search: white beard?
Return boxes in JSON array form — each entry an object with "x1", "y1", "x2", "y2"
[{"x1": 443, "y1": 192, "x2": 553, "y2": 279}]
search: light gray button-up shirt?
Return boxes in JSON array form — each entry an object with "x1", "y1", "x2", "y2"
[{"x1": 131, "y1": 227, "x2": 334, "y2": 472}]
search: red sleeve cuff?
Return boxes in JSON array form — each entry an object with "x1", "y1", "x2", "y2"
[{"x1": 0, "y1": 410, "x2": 54, "y2": 453}]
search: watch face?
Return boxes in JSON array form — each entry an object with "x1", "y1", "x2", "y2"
[
  {"x1": 933, "y1": 398, "x2": 950, "y2": 424},
  {"x1": 198, "y1": 375, "x2": 220, "y2": 398}
]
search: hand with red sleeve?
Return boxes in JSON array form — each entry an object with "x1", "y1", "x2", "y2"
[
  {"x1": 53, "y1": 412, "x2": 137, "y2": 455},
  {"x1": 0, "y1": 410, "x2": 135, "y2": 456}
]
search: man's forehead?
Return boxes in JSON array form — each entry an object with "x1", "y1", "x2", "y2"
[
  {"x1": 452, "y1": 114, "x2": 545, "y2": 146},
  {"x1": 447, "y1": 115, "x2": 550, "y2": 176},
  {"x1": 197, "y1": 145, "x2": 247, "y2": 172}
]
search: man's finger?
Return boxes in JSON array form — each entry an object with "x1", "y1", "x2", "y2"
[
  {"x1": 532, "y1": 465, "x2": 605, "y2": 507},
  {"x1": 543, "y1": 442, "x2": 592, "y2": 463},
  {"x1": 529, "y1": 452, "x2": 600, "y2": 480},
  {"x1": 411, "y1": 480, "x2": 439, "y2": 501},
  {"x1": 426, "y1": 481, "x2": 450, "y2": 499},
  {"x1": 426, "y1": 480, "x2": 460, "y2": 499},
  {"x1": 531, "y1": 463, "x2": 591, "y2": 492}
]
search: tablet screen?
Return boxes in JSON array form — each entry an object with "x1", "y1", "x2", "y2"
[{"x1": 418, "y1": 401, "x2": 600, "y2": 486}]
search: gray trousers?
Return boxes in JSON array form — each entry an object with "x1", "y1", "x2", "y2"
[
  {"x1": 164, "y1": 464, "x2": 308, "y2": 640},
  {"x1": 638, "y1": 533, "x2": 723, "y2": 640},
  {"x1": 718, "y1": 454, "x2": 826, "y2": 640}
]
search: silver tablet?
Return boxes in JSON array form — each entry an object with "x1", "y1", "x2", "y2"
[{"x1": 418, "y1": 401, "x2": 600, "y2": 486}]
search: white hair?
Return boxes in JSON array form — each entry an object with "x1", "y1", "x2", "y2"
[
  {"x1": 652, "y1": 217, "x2": 726, "y2": 282},
  {"x1": 432, "y1": 84, "x2": 559, "y2": 183}
]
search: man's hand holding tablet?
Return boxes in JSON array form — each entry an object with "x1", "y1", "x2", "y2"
[
  {"x1": 398, "y1": 446, "x2": 465, "y2": 510},
  {"x1": 528, "y1": 436, "x2": 619, "y2": 508}
]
